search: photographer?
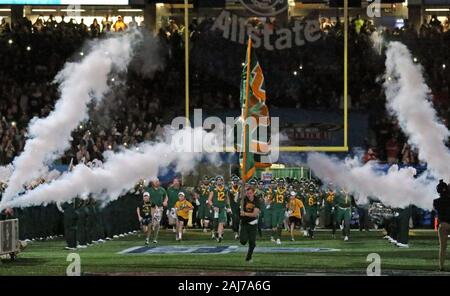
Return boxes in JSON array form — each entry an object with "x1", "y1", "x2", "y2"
[{"x1": 433, "y1": 180, "x2": 450, "y2": 271}]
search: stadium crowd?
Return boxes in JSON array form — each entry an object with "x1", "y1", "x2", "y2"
[{"x1": 0, "y1": 13, "x2": 448, "y2": 166}]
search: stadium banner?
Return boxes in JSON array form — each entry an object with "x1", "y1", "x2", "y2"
[
  {"x1": 197, "y1": 108, "x2": 368, "y2": 147},
  {"x1": 0, "y1": 0, "x2": 128, "y2": 4}
]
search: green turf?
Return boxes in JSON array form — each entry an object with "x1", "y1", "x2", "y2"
[{"x1": 0, "y1": 229, "x2": 446, "y2": 275}]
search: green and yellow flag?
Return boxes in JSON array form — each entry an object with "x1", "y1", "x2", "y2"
[{"x1": 238, "y1": 38, "x2": 271, "y2": 182}]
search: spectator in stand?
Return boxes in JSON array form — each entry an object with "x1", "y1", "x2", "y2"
[
  {"x1": 0, "y1": 18, "x2": 8, "y2": 33},
  {"x1": 363, "y1": 148, "x2": 378, "y2": 163},
  {"x1": 113, "y1": 15, "x2": 128, "y2": 32},
  {"x1": 128, "y1": 16, "x2": 138, "y2": 29},
  {"x1": 401, "y1": 143, "x2": 416, "y2": 165},
  {"x1": 79, "y1": 18, "x2": 88, "y2": 35},
  {"x1": 32, "y1": 17, "x2": 45, "y2": 33},
  {"x1": 430, "y1": 15, "x2": 442, "y2": 31},
  {"x1": 90, "y1": 18, "x2": 101, "y2": 37},
  {"x1": 76, "y1": 145, "x2": 90, "y2": 164},
  {"x1": 101, "y1": 15, "x2": 112, "y2": 32},
  {"x1": 353, "y1": 14, "x2": 364, "y2": 34},
  {"x1": 385, "y1": 136, "x2": 400, "y2": 164}
]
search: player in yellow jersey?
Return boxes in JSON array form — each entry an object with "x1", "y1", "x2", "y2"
[
  {"x1": 174, "y1": 192, "x2": 193, "y2": 241},
  {"x1": 287, "y1": 191, "x2": 305, "y2": 241}
]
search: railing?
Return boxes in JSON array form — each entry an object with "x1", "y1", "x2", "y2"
[{"x1": 0, "y1": 219, "x2": 20, "y2": 255}]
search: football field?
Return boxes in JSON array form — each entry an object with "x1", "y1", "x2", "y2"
[{"x1": 0, "y1": 229, "x2": 446, "y2": 276}]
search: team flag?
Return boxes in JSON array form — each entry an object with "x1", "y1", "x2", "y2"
[{"x1": 238, "y1": 38, "x2": 272, "y2": 182}]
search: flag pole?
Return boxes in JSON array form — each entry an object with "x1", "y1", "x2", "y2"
[
  {"x1": 184, "y1": 0, "x2": 190, "y2": 127},
  {"x1": 241, "y1": 37, "x2": 252, "y2": 208},
  {"x1": 242, "y1": 38, "x2": 252, "y2": 183},
  {"x1": 343, "y1": 0, "x2": 348, "y2": 150}
]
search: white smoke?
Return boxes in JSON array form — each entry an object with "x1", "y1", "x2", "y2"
[
  {"x1": 0, "y1": 128, "x2": 221, "y2": 209},
  {"x1": 307, "y1": 153, "x2": 436, "y2": 209},
  {"x1": 384, "y1": 42, "x2": 450, "y2": 181},
  {"x1": 370, "y1": 28, "x2": 384, "y2": 55},
  {"x1": 0, "y1": 164, "x2": 13, "y2": 184},
  {"x1": 1, "y1": 31, "x2": 142, "y2": 205}
]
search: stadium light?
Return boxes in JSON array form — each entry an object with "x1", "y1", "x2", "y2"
[
  {"x1": 108, "y1": 145, "x2": 112, "y2": 150},
  {"x1": 293, "y1": 71, "x2": 298, "y2": 76},
  {"x1": 32, "y1": 9, "x2": 57, "y2": 12},
  {"x1": 443, "y1": 64, "x2": 447, "y2": 69},
  {"x1": 118, "y1": 9, "x2": 143, "y2": 12},
  {"x1": 61, "y1": 9, "x2": 86, "y2": 12},
  {"x1": 111, "y1": 78, "x2": 115, "y2": 82},
  {"x1": 156, "y1": 3, "x2": 164, "y2": 8},
  {"x1": 241, "y1": 62, "x2": 245, "y2": 67},
  {"x1": 11, "y1": 121, "x2": 16, "y2": 127},
  {"x1": 80, "y1": 52, "x2": 84, "y2": 56},
  {"x1": 413, "y1": 57, "x2": 418, "y2": 63},
  {"x1": 0, "y1": 8, "x2": 11, "y2": 12},
  {"x1": 299, "y1": 65, "x2": 303, "y2": 70},
  {"x1": 79, "y1": 125, "x2": 83, "y2": 129},
  {"x1": 425, "y1": 8, "x2": 449, "y2": 12},
  {"x1": 26, "y1": 46, "x2": 31, "y2": 51},
  {"x1": 8, "y1": 39, "x2": 13, "y2": 45}
]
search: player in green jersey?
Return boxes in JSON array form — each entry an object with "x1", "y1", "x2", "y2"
[
  {"x1": 271, "y1": 179, "x2": 288, "y2": 245},
  {"x1": 304, "y1": 183, "x2": 321, "y2": 239},
  {"x1": 208, "y1": 175, "x2": 231, "y2": 242},
  {"x1": 335, "y1": 187, "x2": 353, "y2": 241}
]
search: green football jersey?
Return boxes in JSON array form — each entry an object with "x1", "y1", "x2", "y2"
[
  {"x1": 167, "y1": 186, "x2": 185, "y2": 208},
  {"x1": 229, "y1": 185, "x2": 241, "y2": 209},
  {"x1": 335, "y1": 191, "x2": 352, "y2": 208},
  {"x1": 304, "y1": 192, "x2": 320, "y2": 209},
  {"x1": 147, "y1": 186, "x2": 167, "y2": 207},
  {"x1": 324, "y1": 190, "x2": 336, "y2": 209},
  {"x1": 272, "y1": 187, "x2": 288, "y2": 210},
  {"x1": 211, "y1": 185, "x2": 229, "y2": 208}
]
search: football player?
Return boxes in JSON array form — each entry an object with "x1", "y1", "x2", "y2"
[
  {"x1": 304, "y1": 183, "x2": 320, "y2": 239},
  {"x1": 271, "y1": 178, "x2": 288, "y2": 245},
  {"x1": 323, "y1": 183, "x2": 337, "y2": 238},
  {"x1": 335, "y1": 187, "x2": 353, "y2": 241},
  {"x1": 208, "y1": 176, "x2": 231, "y2": 242}
]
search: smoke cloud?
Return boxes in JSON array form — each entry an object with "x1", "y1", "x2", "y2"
[
  {"x1": 307, "y1": 153, "x2": 436, "y2": 209},
  {"x1": 1, "y1": 128, "x2": 221, "y2": 209},
  {"x1": 384, "y1": 42, "x2": 450, "y2": 181},
  {"x1": 1, "y1": 30, "x2": 142, "y2": 205}
]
